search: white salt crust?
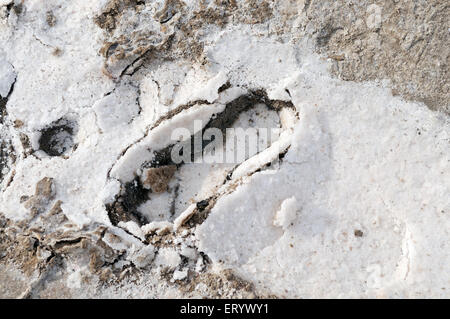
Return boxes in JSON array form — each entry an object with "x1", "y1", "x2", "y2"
[{"x1": 0, "y1": 2, "x2": 448, "y2": 298}]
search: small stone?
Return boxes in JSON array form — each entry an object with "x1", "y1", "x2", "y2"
[
  {"x1": 46, "y1": 11, "x2": 57, "y2": 27},
  {"x1": 354, "y1": 230, "x2": 364, "y2": 237},
  {"x1": 141, "y1": 165, "x2": 177, "y2": 193}
]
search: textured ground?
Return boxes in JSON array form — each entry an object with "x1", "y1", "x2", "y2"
[{"x1": 0, "y1": 0, "x2": 448, "y2": 298}]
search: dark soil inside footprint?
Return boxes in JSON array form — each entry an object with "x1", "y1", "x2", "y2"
[{"x1": 107, "y1": 178, "x2": 149, "y2": 226}]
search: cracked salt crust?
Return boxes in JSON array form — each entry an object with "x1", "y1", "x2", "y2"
[{"x1": 0, "y1": 1, "x2": 448, "y2": 298}]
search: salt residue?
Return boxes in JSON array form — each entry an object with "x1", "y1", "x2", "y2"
[
  {"x1": 0, "y1": 3, "x2": 448, "y2": 299},
  {"x1": 196, "y1": 30, "x2": 449, "y2": 298}
]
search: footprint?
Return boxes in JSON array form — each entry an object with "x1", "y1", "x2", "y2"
[{"x1": 106, "y1": 86, "x2": 298, "y2": 233}]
